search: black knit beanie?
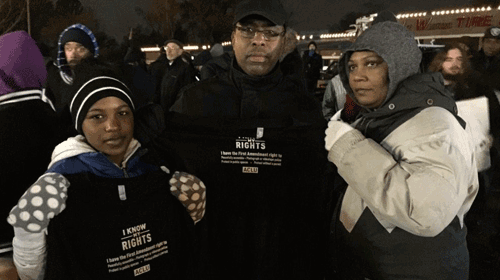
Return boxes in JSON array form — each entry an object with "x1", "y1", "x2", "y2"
[
  {"x1": 61, "y1": 28, "x2": 95, "y2": 54},
  {"x1": 70, "y1": 76, "x2": 135, "y2": 134}
]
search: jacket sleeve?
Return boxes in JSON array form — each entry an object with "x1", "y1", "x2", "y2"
[
  {"x1": 328, "y1": 107, "x2": 478, "y2": 237},
  {"x1": 12, "y1": 228, "x2": 46, "y2": 280},
  {"x1": 322, "y1": 79, "x2": 337, "y2": 121},
  {"x1": 9, "y1": 173, "x2": 70, "y2": 279}
]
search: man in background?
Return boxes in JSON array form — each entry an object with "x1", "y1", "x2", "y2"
[
  {"x1": 45, "y1": 23, "x2": 99, "y2": 137},
  {"x1": 46, "y1": 23, "x2": 99, "y2": 115},
  {"x1": 429, "y1": 44, "x2": 500, "y2": 272},
  {"x1": 302, "y1": 40, "x2": 322, "y2": 94},
  {"x1": 471, "y1": 26, "x2": 500, "y2": 91},
  {"x1": 159, "y1": 39, "x2": 196, "y2": 111}
]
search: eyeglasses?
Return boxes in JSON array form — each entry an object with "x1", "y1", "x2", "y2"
[{"x1": 235, "y1": 26, "x2": 284, "y2": 41}]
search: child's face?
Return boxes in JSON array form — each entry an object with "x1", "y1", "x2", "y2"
[{"x1": 82, "y1": 97, "x2": 134, "y2": 165}]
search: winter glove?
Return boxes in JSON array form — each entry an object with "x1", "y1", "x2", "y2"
[
  {"x1": 325, "y1": 120, "x2": 354, "y2": 151},
  {"x1": 169, "y1": 171, "x2": 206, "y2": 224},
  {"x1": 330, "y1": 109, "x2": 342, "y2": 121},
  {"x1": 7, "y1": 173, "x2": 69, "y2": 234}
]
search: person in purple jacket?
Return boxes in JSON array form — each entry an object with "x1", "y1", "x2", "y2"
[{"x1": 0, "y1": 30, "x2": 62, "y2": 280}]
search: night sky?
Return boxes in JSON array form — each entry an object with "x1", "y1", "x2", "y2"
[{"x1": 81, "y1": 0, "x2": 478, "y2": 42}]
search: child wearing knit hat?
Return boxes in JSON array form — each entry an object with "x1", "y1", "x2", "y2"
[{"x1": 7, "y1": 65, "x2": 206, "y2": 279}]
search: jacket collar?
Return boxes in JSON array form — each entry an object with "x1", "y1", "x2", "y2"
[
  {"x1": 48, "y1": 135, "x2": 142, "y2": 170},
  {"x1": 230, "y1": 57, "x2": 283, "y2": 92},
  {"x1": 355, "y1": 73, "x2": 462, "y2": 143}
]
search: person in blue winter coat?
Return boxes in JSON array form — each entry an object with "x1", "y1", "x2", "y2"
[{"x1": 7, "y1": 66, "x2": 206, "y2": 280}]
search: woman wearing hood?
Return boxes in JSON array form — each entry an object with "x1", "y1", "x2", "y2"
[
  {"x1": 325, "y1": 22, "x2": 478, "y2": 279},
  {"x1": 0, "y1": 30, "x2": 61, "y2": 279},
  {"x1": 7, "y1": 65, "x2": 206, "y2": 279}
]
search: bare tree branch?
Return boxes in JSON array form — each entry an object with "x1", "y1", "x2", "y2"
[
  {"x1": 1, "y1": 6, "x2": 26, "y2": 34},
  {"x1": 0, "y1": 0, "x2": 27, "y2": 35}
]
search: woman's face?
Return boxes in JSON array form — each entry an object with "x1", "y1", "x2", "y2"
[
  {"x1": 82, "y1": 97, "x2": 134, "y2": 165},
  {"x1": 348, "y1": 51, "x2": 389, "y2": 109}
]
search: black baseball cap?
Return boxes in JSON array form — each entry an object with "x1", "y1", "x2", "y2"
[
  {"x1": 233, "y1": 0, "x2": 287, "y2": 26},
  {"x1": 163, "y1": 39, "x2": 184, "y2": 48},
  {"x1": 484, "y1": 26, "x2": 500, "y2": 40}
]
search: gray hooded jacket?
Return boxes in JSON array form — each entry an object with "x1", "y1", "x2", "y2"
[
  {"x1": 339, "y1": 21, "x2": 421, "y2": 107},
  {"x1": 327, "y1": 21, "x2": 478, "y2": 279},
  {"x1": 338, "y1": 21, "x2": 461, "y2": 142}
]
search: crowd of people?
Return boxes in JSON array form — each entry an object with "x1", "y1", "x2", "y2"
[{"x1": 1, "y1": 0, "x2": 500, "y2": 279}]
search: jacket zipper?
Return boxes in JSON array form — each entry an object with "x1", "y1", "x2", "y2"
[
  {"x1": 122, "y1": 168, "x2": 130, "y2": 178},
  {"x1": 117, "y1": 144, "x2": 142, "y2": 200}
]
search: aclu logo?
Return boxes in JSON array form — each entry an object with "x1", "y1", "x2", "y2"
[
  {"x1": 134, "y1": 264, "x2": 150, "y2": 276},
  {"x1": 243, "y1": 167, "x2": 258, "y2": 174}
]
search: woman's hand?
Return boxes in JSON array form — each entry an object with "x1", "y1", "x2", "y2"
[{"x1": 325, "y1": 120, "x2": 354, "y2": 151}]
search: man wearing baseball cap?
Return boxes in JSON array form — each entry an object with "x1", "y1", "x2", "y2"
[
  {"x1": 159, "y1": 39, "x2": 196, "y2": 111},
  {"x1": 159, "y1": 0, "x2": 331, "y2": 279},
  {"x1": 471, "y1": 26, "x2": 500, "y2": 90}
]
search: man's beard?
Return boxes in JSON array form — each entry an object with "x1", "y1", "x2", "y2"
[
  {"x1": 442, "y1": 70, "x2": 464, "y2": 82},
  {"x1": 67, "y1": 59, "x2": 81, "y2": 69}
]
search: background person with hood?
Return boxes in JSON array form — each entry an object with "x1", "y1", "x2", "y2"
[
  {"x1": 7, "y1": 65, "x2": 206, "y2": 280},
  {"x1": 45, "y1": 23, "x2": 99, "y2": 137},
  {"x1": 322, "y1": 11, "x2": 398, "y2": 122},
  {"x1": 0, "y1": 30, "x2": 62, "y2": 280},
  {"x1": 302, "y1": 40, "x2": 322, "y2": 94},
  {"x1": 325, "y1": 21, "x2": 478, "y2": 279}
]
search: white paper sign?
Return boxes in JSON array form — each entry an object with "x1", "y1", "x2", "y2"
[{"x1": 456, "y1": 96, "x2": 491, "y2": 172}]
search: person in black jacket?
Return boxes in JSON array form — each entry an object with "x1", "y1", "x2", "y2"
[
  {"x1": 148, "y1": 44, "x2": 168, "y2": 98},
  {"x1": 154, "y1": 0, "x2": 334, "y2": 279},
  {"x1": 280, "y1": 27, "x2": 306, "y2": 90},
  {"x1": 159, "y1": 39, "x2": 197, "y2": 111},
  {"x1": 0, "y1": 30, "x2": 63, "y2": 280},
  {"x1": 198, "y1": 43, "x2": 232, "y2": 81},
  {"x1": 199, "y1": 51, "x2": 232, "y2": 81},
  {"x1": 470, "y1": 26, "x2": 500, "y2": 91},
  {"x1": 122, "y1": 28, "x2": 156, "y2": 108},
  {"x1": 302, "y1": 41, "x2": 323, "y2": 94},
  {"x1": 192, "y1": 50, "x2": 213, "y2": 80},
  {"x1": 45, "y1": 23, "x2": 100, "y2": 138},
  {"x1": 429, "y1": 42, "x2": 500, "y2": 274}
]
